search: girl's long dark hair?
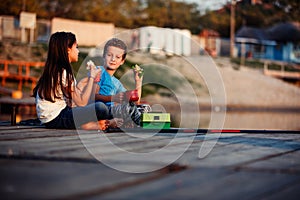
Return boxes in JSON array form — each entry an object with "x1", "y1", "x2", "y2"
[{"x1": 33, "y1": 32, "x2": 76, "y2": 102}]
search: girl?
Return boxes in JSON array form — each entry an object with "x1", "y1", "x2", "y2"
[{"x1": 33, "y1": 32, "x2": 138, "y2": 130}]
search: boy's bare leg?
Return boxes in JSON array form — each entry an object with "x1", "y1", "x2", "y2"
[{"x1": 109, "y1": 118, "x2": 124, "y2": 128}]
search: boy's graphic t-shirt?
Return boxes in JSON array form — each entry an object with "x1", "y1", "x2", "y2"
[{"x1": 97, "y1": 66, "x2": 126, "y2": 106}]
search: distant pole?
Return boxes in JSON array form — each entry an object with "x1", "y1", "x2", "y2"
[
  {"x1": 230, "y1": 0, "x2": 236, "y2": 58},
  {"x1": 22, "y1": 0, "x2": 26, "y2": 11}
]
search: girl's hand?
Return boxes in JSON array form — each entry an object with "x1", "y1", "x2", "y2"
[
  {"x1": 87, "y1": 60, "x2": 101, "y2": 81},
  {"x1": 91, "y1": 67, "x2": 101, "y2": 82}
]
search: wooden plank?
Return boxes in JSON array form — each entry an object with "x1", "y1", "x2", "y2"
[
  {"x1": 0, "y1": 127, "x2": 77, "y2": 140},
  {"x1": 265, "y1": 69, "x2": 300, "y2": 79},
  {"x1": 0, "y1": 129, "x2": 193, "y2": 166},
  {"x1": 0, "y1": 86, "x2": 14, "y2": 95},
  {"x1": 2, "y1": 128, "x2": 299, "y2": 168},
  {"x1": 0, "y1": 97, "x2": 35, "y2": 105},
  {"x1": 0, "y1": 125, "x2": 45, "y2": 131},
  {"x1": 260, "y1": 182, "x2": 300, "y2": 200},
  {"x1": 241, "y1": 149, "x2": 300, "y2": 173},
  {"x1": 98, "y1": 167, "x2": 300, "y2": 199},
  {"x1": 1, "y1": 126, "x2": 300, "y2": 198},
  {"x1": 0, "y1": 97, "x2": 36, "y2": 125},
  {"x1": 0, "y1": 158, "x2": 163, "y2": 199},
  {"x1": 176, "y1": 134, "x2": 300, "y2": 168}
]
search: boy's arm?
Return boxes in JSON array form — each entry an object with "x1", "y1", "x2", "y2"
[
  {"x1": 95, "y1": 93, "x2": 112, "y2": 103},
  {"x1": 133, "y1": 70, "x2": 143, "y2": 104},
  {"x1": 95, "y1": 93, "x2": 125, "y2": 103},
  {"x1": 135, "y1": 80, "x2": 142, "y2": 104}
]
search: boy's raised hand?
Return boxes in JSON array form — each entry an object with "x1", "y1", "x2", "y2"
[{"x1": 132, "y1": 64, "x2": 144, "y2": 82}]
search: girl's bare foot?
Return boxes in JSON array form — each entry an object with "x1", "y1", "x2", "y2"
[
  {"x1": 99, "y1": 120, "x2": 109, "y2": 130},
  {"x1": 81, "y1": 120, "x2": 109, "y2": 130},
  {"x1": 81, "y1": 119, "x2": 123, "y2": 130}
]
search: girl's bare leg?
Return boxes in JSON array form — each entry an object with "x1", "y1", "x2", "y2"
[
  {"x1": 81, "y1": 120, "x2": 108, "y2": 130},
  {"x1": 81, "y1": 118, "x2": 123, "y2": 130}
]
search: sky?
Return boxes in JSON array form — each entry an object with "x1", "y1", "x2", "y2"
[{"x1": 180, "y1": 0, "x2": 230, "y2": 14}]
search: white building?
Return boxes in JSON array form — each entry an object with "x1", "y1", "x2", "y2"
[{"x1": 139, "y1": 26, "x2": 191, "y2": 56}]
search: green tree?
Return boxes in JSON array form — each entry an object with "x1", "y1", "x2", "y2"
[
  {"x1": 199, "y1": 0, "x2": 300, "y2": 37},
  {"x1": 2, "y1": 0, "x2": 298, "y2": 37}
]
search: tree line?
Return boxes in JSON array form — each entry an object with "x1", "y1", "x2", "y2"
[{"x1": 1, "y1": 0, "x2": 299, "y2": 37}]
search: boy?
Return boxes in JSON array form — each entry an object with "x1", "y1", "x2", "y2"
[
  {"x1": 95, "y1": 38, "x2": 143, "y2": 106},
  {"x1": 94, "y1": 38, "x2": 144, "y2": 126}
]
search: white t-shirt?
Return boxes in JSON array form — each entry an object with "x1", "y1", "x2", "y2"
[{"x1": 36, "y1": 70, "x2": 73, "y2": 123}]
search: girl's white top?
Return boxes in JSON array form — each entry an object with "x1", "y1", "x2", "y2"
[{"x1": 36, "y1": 70, "x2": 73, "y2": 123}]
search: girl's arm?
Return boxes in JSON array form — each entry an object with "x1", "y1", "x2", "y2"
[{"x1": 72, "y1": 67, "x2": 101, "y2": 106}]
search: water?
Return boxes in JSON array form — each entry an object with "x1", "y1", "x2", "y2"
[
  {"x1": 219, "y1": 111, "x2": 300, "y2": 130},
  {"x1": 172, "y1": 111, "x2": 300, "y2": 130}
]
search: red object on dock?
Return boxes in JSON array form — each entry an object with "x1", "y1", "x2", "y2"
[
  {"x1": 126, "y1": 89, "x2": 139, "y2": 102},
  {"x1": 210, "y1": 129, "x2": 241, "y2": 133}
]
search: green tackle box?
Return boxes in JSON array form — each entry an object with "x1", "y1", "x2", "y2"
[{"x1": 141, "y1": 113, "x2": 171, "y2": 129}]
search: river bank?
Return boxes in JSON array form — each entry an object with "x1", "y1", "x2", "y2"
[{"x1": 126, "y1": 52, "x2": 300, "y2": 109}]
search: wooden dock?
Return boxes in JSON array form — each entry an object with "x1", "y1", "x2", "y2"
[
  {"x1": 0, "y1": 125, "x2": 300, "y2": 199},
  {"x1": 263, "y1": 60, "x2": 300, "y2": 81}
]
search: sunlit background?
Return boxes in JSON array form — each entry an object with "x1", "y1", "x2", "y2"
[{"x1": 0, "y1": 0, "x2": 299, "y2": 130}]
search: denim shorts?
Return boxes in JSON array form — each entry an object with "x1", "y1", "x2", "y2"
[{"x1": 44, "y1": 101, "x2": 110, "y2": 129}]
